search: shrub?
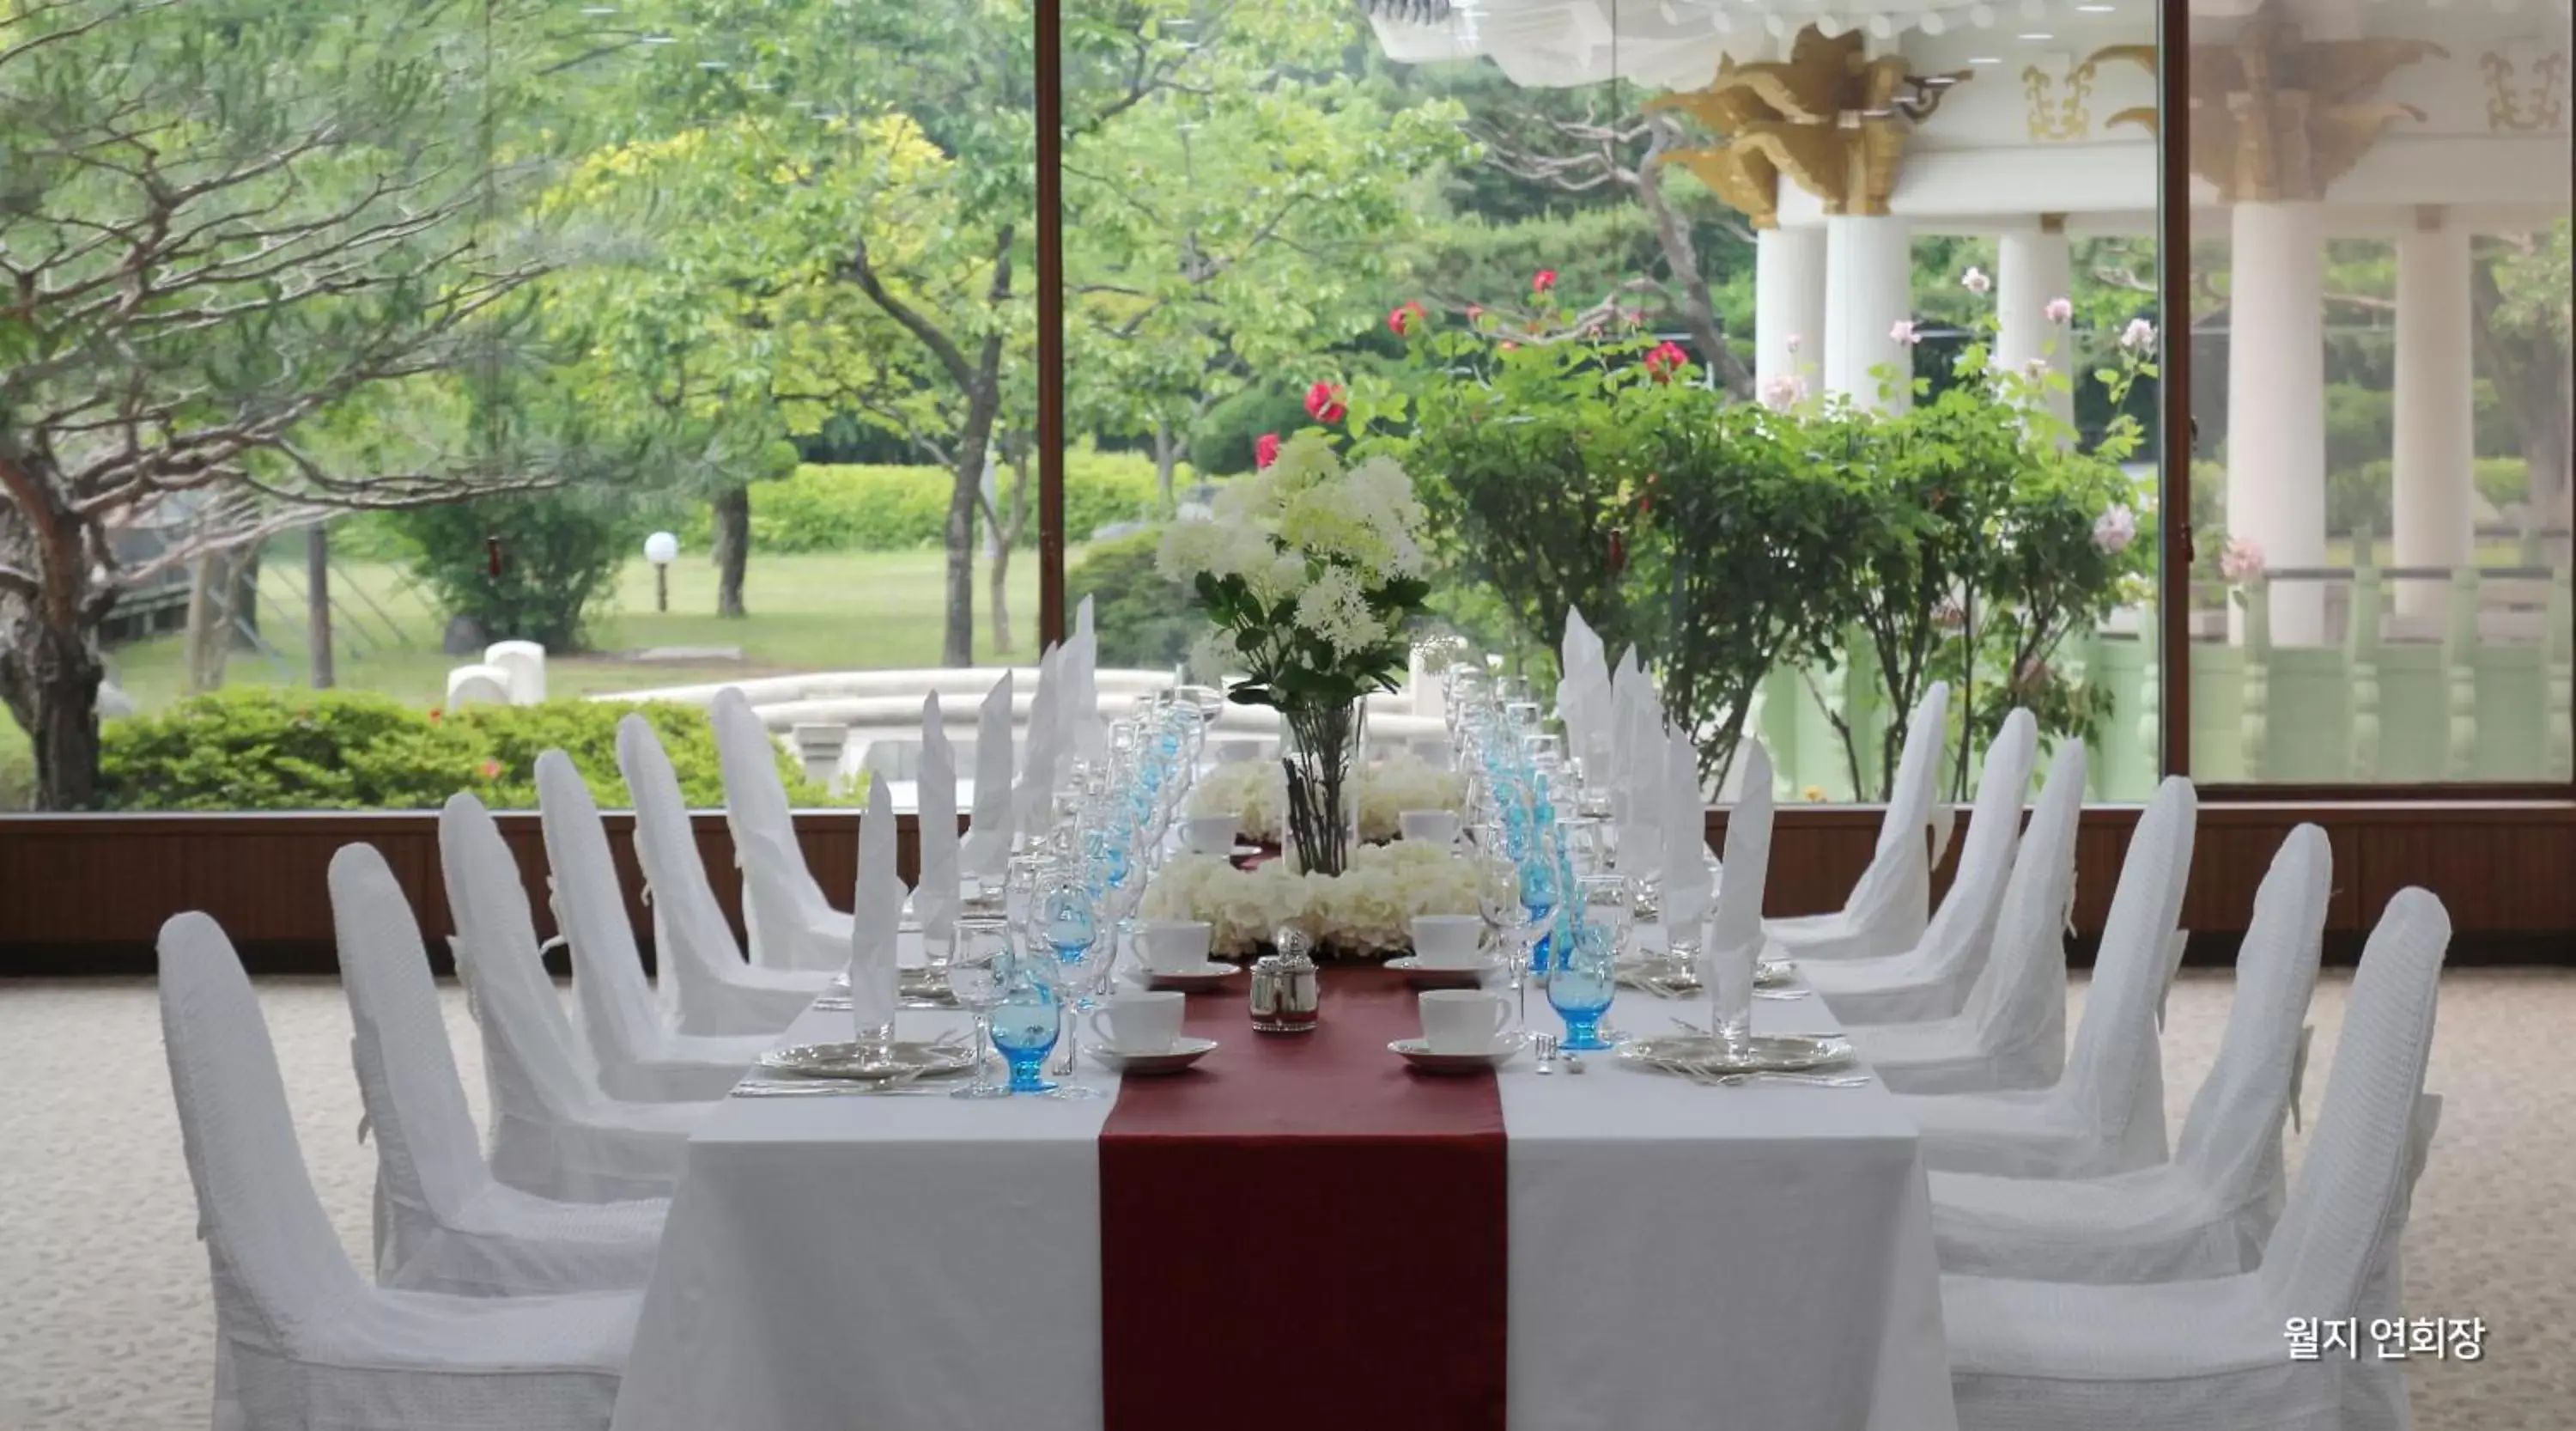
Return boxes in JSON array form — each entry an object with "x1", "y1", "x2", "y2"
[
  {"x1": 386, "y1": 490, "x2": 640, "y2": 650},
  {"x1": 98, "y1": 688, "x2": 837, "y2": 811},
  {"x1": 1068, "y1": 527, "x2": 1202, "y2": 670},
  {"x1": 677, "y1": 452, "x2": 1166, "y2": 553}
]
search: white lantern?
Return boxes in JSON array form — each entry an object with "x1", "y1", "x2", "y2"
[{"x1": 644, "y1": 531, "x2": 680, "y2": 566}]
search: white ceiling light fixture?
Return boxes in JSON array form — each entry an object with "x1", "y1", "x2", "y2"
[
  {"x1": 1969, "y1": 52, "x2": 2002, "y2": 62},
  {"x1": 2019, "y1": 30, "x2": 2054, "y2": 40}
]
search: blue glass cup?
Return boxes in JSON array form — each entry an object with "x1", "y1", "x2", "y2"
[
  {"x1": 988, "y1": 975, "x2": 1061, "y2": 1094},
  {"x1": 1548, "y1": 923, "x2": 1619, "y2": 1050}
]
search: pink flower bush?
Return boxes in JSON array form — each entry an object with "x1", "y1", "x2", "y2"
[
  {"x1": 2219, "y1": 536, "x2": 2265, "y2": 583},
  {"x1": 1890, "y1": 319, "x2": 1922, "y2": 345},
  {"x1": 1960, "y1": 265, "x2": 1992, "y2": 295},
  {"x1": 2044, "y1": 295, "x2": 2074, "y2": 324},
  {"x1": 2091, "y1": 503, "x2": 2137, "y2": 554}
]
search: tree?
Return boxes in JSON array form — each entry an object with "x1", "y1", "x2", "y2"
[{"x1": 0, "y1": 0, "x2": 612, "y2": 807}]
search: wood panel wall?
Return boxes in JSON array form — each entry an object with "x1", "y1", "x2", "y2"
[{"x1": 3, "y1": 803, "x2": 2569, "y2": 972}]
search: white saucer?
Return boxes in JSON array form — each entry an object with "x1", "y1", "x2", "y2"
[
  {"x1": 1091, "y1": 1035, "x2": 1218, "y2": 1075},
  {"x1": 1126, "y1": 962, "x2": 1242, "y2": 991},
  {"x1": 1386, "y1": 955, "x2": 1502, "y2": 988},
  {"x1": 1389, "y1": 1031, "x2": 1530, "y2": 1074}
]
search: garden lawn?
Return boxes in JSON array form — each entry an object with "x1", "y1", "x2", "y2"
[{"x1": 0, "y1": 549, "x2": 1052, "y2": 805}]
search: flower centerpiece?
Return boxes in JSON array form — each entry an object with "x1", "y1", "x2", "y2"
[
  {"x1": 1159, "y1": 432, "x2": 1431, "y2": 878},
  {"x1": 1188, "y1": 750, "x2": 1465, "y2": 847},
  {"x1": 1140, "y1": 843, "x2": 1480, "y2": 959}
]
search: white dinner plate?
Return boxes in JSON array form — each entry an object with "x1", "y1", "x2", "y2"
[
  {"x1": 1125, "y1": 963, "x2": 1242, "y2": 992},
  {"x1": 757, "y1": 1039, "x2": 977, "y2": 1082},
  {"x1": 1616, "y1": 1032, "x2": 1855, "y2": 1076},
  {"x1": 1385, "y1": 955, "x2": 1502, "y2": 988}
]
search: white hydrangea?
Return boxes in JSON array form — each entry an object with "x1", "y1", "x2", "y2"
[
  {"x1": 1140, "y1": 842, "x2": 1482, "y2": 958},
  {"x1": 1292, "y1": 566, "x2": 1384, "y2": 659},
  {"x1": 1186, "y1": 750, "x2": 1462, "y2": 845}
]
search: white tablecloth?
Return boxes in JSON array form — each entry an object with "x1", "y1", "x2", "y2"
[{"x1": 610, "y1": 961, "x2": 1957, "y2": 1431}]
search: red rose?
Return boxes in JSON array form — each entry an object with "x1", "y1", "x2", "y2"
[
  {"x1": 479, "y1": 758, "x2": 503, "y2": 780},
  {"x1": 1643, "y1": 340, "x2": 1689, "y2": 382},
  {"x1": 1255, "y1": 432, "x2": 1281, "y2": 470},
  {"x1": 1303, "y1": 380, "x2": 1346, "y2": 424},
  {"x1": 1532, "y1": 269, "x2": 1558, "y2": 294},
  {"x1": 1388, "y1": 301, "x2": 1428, "y2": 337}
]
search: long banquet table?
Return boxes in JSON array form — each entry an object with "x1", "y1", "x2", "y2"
[{"x1": 609, "y1": 951, "x2": 1959, "y2": 1431}]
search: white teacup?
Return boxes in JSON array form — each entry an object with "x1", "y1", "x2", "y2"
[
  {"x1": 1399, "y1": 809, "x2": 1461, "y2": 845},
  {"x1": 1139, "y1": 920, "x2": 1214, "y2": 974},
  {"x1": 1409, "y1": 915, "x2": 1485, "y2": 969},
  {"x1": 1418, "y1": 989, "x2": 1513, "y2": 1055},
  {"x1": 1182, "y1": 814, "x2": 1240, "y2": 856},
  {"x1": 1088, "y1": 990, "x2": 1188, "y2": 1055}
]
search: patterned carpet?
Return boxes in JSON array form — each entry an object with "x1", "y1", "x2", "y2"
[{"x1": 1, "y1": 966, "x2": 2570, "y2": 1430}]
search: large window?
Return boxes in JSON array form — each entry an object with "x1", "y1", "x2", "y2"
[
  {"x1": 2181, "y1": 0, "x2": 2573, "y2": 786},
  {"x1": 1, "y1": 0, "x2": 2565, "y2": 812}
]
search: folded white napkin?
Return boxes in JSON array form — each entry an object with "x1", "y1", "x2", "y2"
[
  {"x1": 916, "y1": 693, "x2": 961, "y2": 951},
  {"x1": 851, "y1": 777, "x2": 905, "y2": 1043},
  {"x1": 1662, "y1": 728, "x2": 1712, "y2": 929},
  {"x1": 1619, "y1": 671, "x2": 1664, "y2": 831},
  {"x1": 961, "y1": 672, "x2": 1014, "y2": 875},
  {"x1": 1558, "y1": 606, "x2": 1611, "y2": 758},
  {"x1": 1706, "y1": 742, "x2": 1774, "y2": 971},
  {"x1": 1016, "y1": 644, "x2": 1063, "y2": 839},
  {"x1": 1066, "y1": 597, "x2": 1107, "y2": 765}
]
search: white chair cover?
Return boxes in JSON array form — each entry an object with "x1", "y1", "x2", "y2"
[
  {"x1": 617, "y1": 715, "x2": 830, "y2": 1036},
  {"x1": 439, "y1": 794, "x2": 702, "y2": 1204},
  {"x1": 158, "y1": 911, "x2": 638, "y2": 1431},
  {"x1": 1844, "y1": 740, "x2": 2087, "y2": 1094},
  {"x1": 710, "y1": 688, "x2": 846, "y2": 971},
  {"x1": 1942, "y1": 888, "x2": 2451, "y2": 1431},
  {"x1": 537, "y1": 751, "x2": 772, "y2": 1103},
  {"x1": 1899, "y1": 775, "x2": 2197, "y2": 1178},
  {"x1": 330, "y1": 844, "x2": 666, "y2": 1299},
  {"x1": 1766, "y1": 682, "x2": 1949, "y2": 961},
  {"x1": 1808, "y1": 710, "x2": 2038, "y2": 1024},
  {"x1": 1927, "y1": 825, "x2": 2332, "y2": 1282}
]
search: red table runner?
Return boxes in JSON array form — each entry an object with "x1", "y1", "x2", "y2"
[{"x1": 1098, "y1": 966, "x2": 1508, "y2": 1431}]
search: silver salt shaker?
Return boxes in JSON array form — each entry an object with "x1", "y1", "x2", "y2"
[{"x1": 1249, "y1": 926, "x2": 1321, "y2": 1034}]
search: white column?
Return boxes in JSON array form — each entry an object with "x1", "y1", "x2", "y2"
[
  {"x1": 2226, "y1": 201, "x2": 2329, "y2": 644},
  {"x1": 1823, "y1": 214, "x2": 1915, "y2": 411},
  {"x1": 1755, "y1": 225, "x2": 1828, "y2": 402},
  {"x1": 2391, "y1": 209, "x2": 2476, "y2": 622},
  {"x1": 1996, "y1": 219, "x2": 2075, "y2": 429}
]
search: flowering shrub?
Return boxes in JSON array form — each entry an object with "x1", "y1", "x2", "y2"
[{"x1": 1140, "y1": 841, "x2": 1480, "y2": 959}]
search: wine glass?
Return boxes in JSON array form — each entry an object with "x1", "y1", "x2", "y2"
[
  {"x1": 1025, "y1": 946, "x2": 1104, "y2": 1099},
  {"x1": 1476, "y1": 850, "x2": 1536, "y2": 1026},
  {"x1": 1547, "y1": 919, "x2": 1620, "y2": 1051},
  {"x1": 945, "y1": 916, "x2": 1012, "y2": 1099},
  {"x1": 987, "y1": 955, "x2": 1060, "y2": 1096}
]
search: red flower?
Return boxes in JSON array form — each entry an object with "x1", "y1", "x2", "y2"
[
  {"x1": 1532, "y1": 269, "x2": 1558, "y2": 294},
  {"x1": 479, "y1": 758, "x2": 503, "y2": 780},
  {"x1": 1255, "y1": 432, "x2": 1281, "y2": 470},
  {"x1": 1643, "y1": 340, "x2": 1689, "y2": 382},
  {"x1": 1387, "y1": 301, "x2": 1428, "y2": 337},
  {"x1": 1303, "y1": 381, "x2": 1346, "y2": 424},
  {"x1": 427, "y1": 708, "x2": 443, "y2": 724}
]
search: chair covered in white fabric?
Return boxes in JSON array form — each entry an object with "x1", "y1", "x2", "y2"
[
  {"x1": 710, "y1": 687, "x2": 848, "y2": 971},
  {"x1": 1844, "y1": 740, "x2": 2087, "y2": 1094},
  {"x1": 1765, "y1": 682, "x2": 1950, "y2": 962},
  {"x1": 537, "y1": 751, "x2": 772, "y2": 1102},
  {"x1": 617, "y1": 715, "x2": 831, "y2": 1036},
  {"x1": 330, "y1": 843, "x2": 665, "y2": 1299},
  {"x1": 158, "y1": 911, "x2": 638, "y2": 1431},
  {"x1": 1807, "y1": 710, "x2": 2038, "y2": 1025},
  {"x1": 1943, "y1": 888, "x2": 2451, "y2": 1431},
  {"x1": 1929, "y1": 824, "x2": 2332, "y2": 1282},
  {"x1": 440, "y1": 794, "x2": 702, "y2": 1204},
  {"x1": 1899, "y1": 775, "x2": 2197, "y2": 1178}
]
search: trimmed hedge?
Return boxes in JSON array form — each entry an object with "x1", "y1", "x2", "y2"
[
  {"x1": 1067, "y1": 527, "x2": 1201, "y2": 670},
  {"x1": 98, "y1": 688, "x2": 841, "y2": 811},
  {"x1": 679, "y1": 449, "x2": 1172, "y2": 554}
]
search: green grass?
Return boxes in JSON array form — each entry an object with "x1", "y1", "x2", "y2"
[{"x1": 0, "y1": 547, "x2": 1054, "y2": 804}]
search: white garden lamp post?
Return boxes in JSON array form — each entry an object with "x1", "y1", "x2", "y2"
[{"x1": 645, "y1": 531, "x2": 679, "y2": 613}]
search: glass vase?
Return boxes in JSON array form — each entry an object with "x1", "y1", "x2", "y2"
[{"x1": 1278, "y1": 697, "x2": 1366, "y2": 878}]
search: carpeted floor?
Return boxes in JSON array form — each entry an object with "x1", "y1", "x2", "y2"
[{"x1": 2, "y1": 967, "x2": 2570, "y2": 1429}]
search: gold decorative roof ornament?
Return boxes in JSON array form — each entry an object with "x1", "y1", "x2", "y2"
[
  {"x1": 2188, "y1": 1, "x2": 2445, "y2": 202},
  {"x1": 1654, "y1": 26, "x2": 1969, "y2": 227}
]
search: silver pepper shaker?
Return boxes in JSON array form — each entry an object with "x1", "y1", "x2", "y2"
[{"x1": 1249, "y1": 926, "x2": 1321, "y2": 1033}]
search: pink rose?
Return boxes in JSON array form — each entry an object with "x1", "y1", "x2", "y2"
[
  {"x1": 1255, "y1": 432, "x2": 1281, "y2": 469},
  {"x1": 2044, "y1": 296, "x2": 2074, "y2": 324},
  {"x1": 2092, "y1": 504, "x2": 2137, "y2": 555},
  {"x1": 2119, "y1": 317, "x2": 2157, "y2": 351},
  {"x1": 1890, "y1": 319, "x2": 1922, "y2": 345},
  {"x1": 2219, "y1": 536, "x2": 2265, "y2": 583},
  {"x1": 1960, "y1": 266, "x2": 1992, "y2": 295},
  {"x1": 1303, "y1": 381, "x2": 1346, "y2": 424},
  {"x1": 1759, "y1": 374, "x2": 1805, "y2": 411},
  {"x1": 1643, "y1": 340, "x2": 1689, "y2": 382},
  {"x1": 1388, "y1": 301, "x2": 1427, "y2": 338},
  {"x1": 1531, "y1": 269, "x2": 1558, "y2": 294}
]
